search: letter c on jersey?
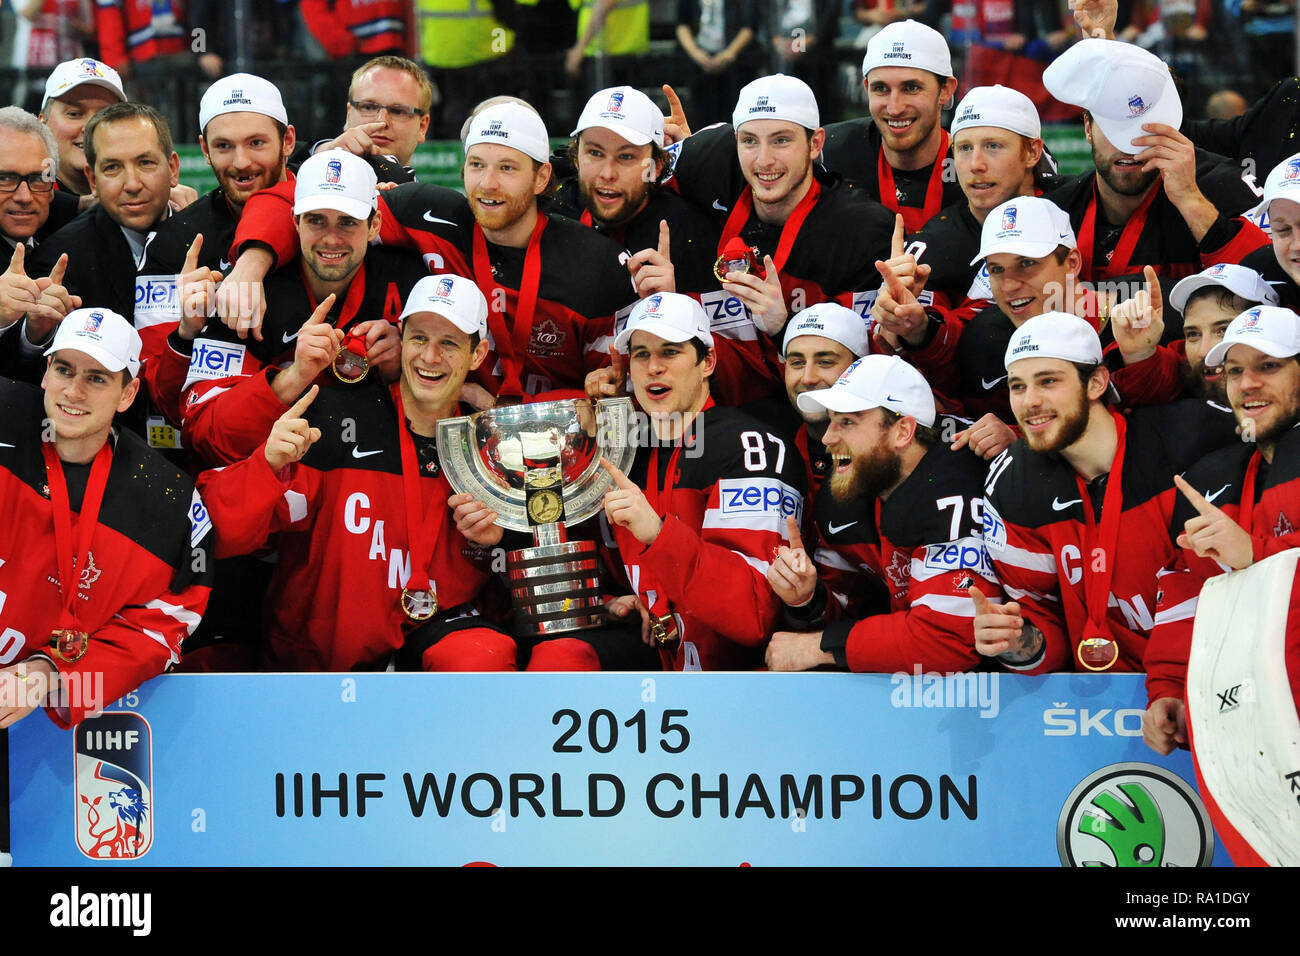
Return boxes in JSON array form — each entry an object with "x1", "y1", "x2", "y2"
[
  {"x1": 1060, "y1": 544, "x2": 1082, "y2": 585},
  {"x1": 344, "y1": 492, "x2": 371, "y2": 535}
]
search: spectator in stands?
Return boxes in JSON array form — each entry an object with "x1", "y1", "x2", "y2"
[
  {"x1": 765, "y1": 0, "x2": 840, "y2": 106},
  {"x1": 675, "y1": 0, "x2": 756, "y2": 127},
  {"x1": 416, "y1": 0, "x2": 516, "y2": 140}
]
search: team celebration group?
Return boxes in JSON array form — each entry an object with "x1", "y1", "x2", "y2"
[{"x1": 0, "y1": 4, "x2": 1296, "y2": 779}]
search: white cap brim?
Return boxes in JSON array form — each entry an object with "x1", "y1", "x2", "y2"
[
  {"x1": 293, "y1": 195, "x2": 373, "y2": 220},
  {"x1": 614, "y1": 318, "x2": 713, "y2": 353}
]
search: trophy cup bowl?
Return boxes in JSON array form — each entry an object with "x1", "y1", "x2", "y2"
[{"x1": 437, "y1": 397, "x2": 636, "y2": 636}]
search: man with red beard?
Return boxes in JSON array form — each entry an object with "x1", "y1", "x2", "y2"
[
  {"x1": 765, "y1": 354, "x2": 998, "y2": 672},
  {"x1": 975, "y1": 313, "x2": 1237, "y2": 673},
  {"x1": 1145, "y1": 305, "x2": 1300, "y2": 754},
  {"x1": 218, "y1": 101, "x2": 636, "y2": 403},
  {"x1": 820, "y1": 19, "x2": 963, "y2": 230}
]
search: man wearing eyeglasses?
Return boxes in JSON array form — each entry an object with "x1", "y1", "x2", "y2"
[
  {"x1": 0, "y1": 108, "x2": 84, "y2": 382},
  {"x1": 312, "y1": 56, "x2": 431, "y2": 182}
]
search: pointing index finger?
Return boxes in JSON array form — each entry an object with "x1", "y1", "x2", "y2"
[
  {"x1": 1173, "y1": 473, "x2": 1218, "y2": 516},
  {"x1": 785, "y1": 515, "x2": 804, "y2": 552},
  {"x1": 182, "y1": 233, "x2": 204, "y2": 275},
  {"x1": 306, "y1": 292, "x2": 337, "y2": 325},
  {"x1": 1144, "y1": 264, "x2": 1162, "y2": 317},
  {"x1": 47, "y1": 253, "x2": 68, "y2": 286},
  {"x1": 7, "y1": 241, "x2": 24, "y2": 275},
  {"x1": 285, "y1": 384, "x2": 319, "y2": 419},
  {"x1": 890, "y1": 213, "x2": 905, "y2": 258},
  {"x1": 657, "y1": 219, "x2": 670, "y2": 258},
  {"x1": 600, "y1": 456, "x2": 636, "y2": 490}
]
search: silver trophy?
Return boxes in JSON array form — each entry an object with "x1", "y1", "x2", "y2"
[{"x1": 437, "y1": 397, "x2": 636, "y2": 637}]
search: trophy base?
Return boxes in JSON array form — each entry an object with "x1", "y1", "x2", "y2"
[{"x1": 507, "y1": 540, "x2": 606, "y2": 637}]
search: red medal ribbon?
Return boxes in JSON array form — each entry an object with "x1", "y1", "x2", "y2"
[
  {"x1": 472, "y1": 214, "x2": 548, "y2": 400},
  {"x1": 877, "y1": 128, "x2": 949, "y2": 233},
  {"x1": 392, "y1": 384, "x2": 450, "y2": 602},
  {"x1": 1237, "y1": 450, "x2": 1262, "y2": 536},
  {"x1": 41, "y1": 439, "x2": 112, "y2": 632},
  {"x1": 716, "y1": 176, "x2": 822, "y2": 276},
  {"x1": 302, "y1": 262, "x2": 368, "y2": 332},
  {"x1": 1076, "y1": 178, "x2": 1161, "y2": 280},
  {"x1": 1072, "y1": 409, "x2": 1127, "y2": 651}
]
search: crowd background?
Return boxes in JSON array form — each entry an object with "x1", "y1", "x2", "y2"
[{"x1": 0, "y1": 0, "x2": 1292, "y2": 153}]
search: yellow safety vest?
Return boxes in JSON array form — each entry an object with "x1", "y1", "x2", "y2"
[
  {"x1": 571, "y1": 0, "x2": 649, "y2": 57},
  {"x1": 417, "y1": 0, "x2": 514, "y2": 69}
]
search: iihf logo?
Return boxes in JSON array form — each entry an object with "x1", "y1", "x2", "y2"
[
  {"x1": 756, "y1": 96, "x2": 769, "y2": 108},
  {"x1": 644, "y1": 294, "x2": 663, "y2": 314},
  {"x1": 436, "y1": 276, "x2": 455, "y2": 298},
  {"x1": 1001, "y1": 206, "x2": 1017, "y2": 232},
  {"x1": 892, "y1": 42, "x2": 905, "y2": 52},
  {"x1": 489, "y1": 120, "x2": 503, "y2": 131},
  {"x1": 838, "y1": 356, "x2": 865, "y2": 385},
  {"x1": 325, "y1": 159, "x2": 342, "y2": 184},
  {"x1": 83, "y1": 311, "x2": 104, "y2": 332},
  {"x1": 1128, "y1": 94, "x2": 1146, "y2": 116},
  {"x1": 1242, "y1": 307, "x2": 1262, "y2": 327},
  {"x1": 1285, "y1": 157, "x2": 1300, "y2": 181},
  {"x1": 607, "y1": 90, "x2": 625, "y2": 113},
  {"x1": 75, "y1": 713, "x2": 154, "y2": 859},
  {"x1": 79, "y1": 58, "x2": 104, "y2": 77},
  {"x1": 1209, "y1": 263, "x2": 1226, "y2": 274}
]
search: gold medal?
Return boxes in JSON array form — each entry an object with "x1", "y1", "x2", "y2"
[
  {"x1": 648, "y1": 613, "x2": 678, "y2": 646},
  {"x1": 527, "y1": 488, "x2": 564, "y2": 525},
  {"x1": 333, "y1": 336, "x2": 370, "y2": 383},
  {"x1": 713, "y1": 237, "x2": 763, "y2": 283},
  {"x1": 400, "y1": 587, "x2": 438, "y2": 621},
  {"x1": 1077, "y1": 636, "x2": 1119, "y2": 672},
  {"x1": 49, "y1": 627, "x2": 89, "y2": 663}
]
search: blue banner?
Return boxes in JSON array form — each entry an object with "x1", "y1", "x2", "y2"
[{"x1": 8, "y1": 672, "x2": 1230, "y2": 866}]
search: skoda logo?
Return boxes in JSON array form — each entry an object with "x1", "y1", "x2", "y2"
[{"x1": 1057, "y1": 763, "x2": 1214, "y2": 867}]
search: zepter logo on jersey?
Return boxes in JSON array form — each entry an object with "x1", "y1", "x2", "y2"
[
  {"x1": 981, "y1": 499, "x2": 1007, "y2": 551},
  {"x1": 1057, "y1": 763, "x2": 1214, "y2": 867}
]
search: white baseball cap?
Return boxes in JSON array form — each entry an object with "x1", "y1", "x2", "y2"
[
  {"x1": 1205, "y1": 306, "x2": 1300, "y2": 367},
  {"x1": 971, "y1": 196, "x2": 1076, "y2": 265},
  {"x1": 1004, "y1": 312, "x2": 1103, "y2": 369},
  {"x1": 199, "y1": 73, "x2": 289, "y2": 134},
  {"x1": 1043, "y1": 39, "x2": 1181, "y2": 153},
  {"x1": 951, "y1": 85, "x2": 1041, "y2": 139},
  {"x1": 399, "y1": 274, "x2": 489, "y2": 338},
  {"x1": 732, "y1": 74, "x2": 819, "y2": 133},
  {"x1": 572, "y1": 86, "x2": 664, "y2": 147},
  {"x1": 1262, "y1": 152, "x2": 1300, "y2": 212},
  {"x1": 42, "y1": 58, "x2": 125, "y2": 112},
  {"x1": 861, "y1": 19, "x2": 954, "y2": 80},
  {"x1": 796, "y1": 354, "x2": 936, "y2": 427},
  {"x1": 465, "y1": 101, "x2": 550, "y2": 164},
  {"x1": 781, "y1": 303, "x2": 870, "y2": 359},
  {"x1": 614, "y1": 293, "x2": 714, "y2": 353},
  {"x1": 45, "y1": 307, "x2": 142, "y2": 378},
  {"x1": 294, "y1": 149, "x2": 377, "y2": 220},
  {"x1": 1169, "y1": 264, "x2": 1279, "y2": 315}
]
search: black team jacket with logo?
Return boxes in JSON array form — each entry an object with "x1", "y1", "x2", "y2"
[
  {"x1": 793, "y1": 420, "x2": 1000, "y2": 672},
  {"x1": 175, "y1": 246, "x2": 427, "y2": 466},
  {"x1": 598, "y1": 401, "x2": 807, "y2": 671},
  {"x1": 1146, "y1": 423, "x2": 1300, "y2": 705},
  {"x1": 1043, "y1": 153, "x2": 1267, "y2": 283},
  {"x1": 983, "y1": 399, "x2": 1237, "y2": 674},
  {"x1": 229, "y1": 179, "x2": 635, "y2": 400}
]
